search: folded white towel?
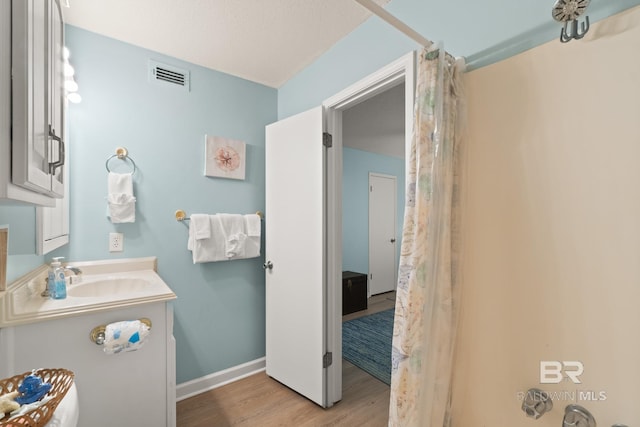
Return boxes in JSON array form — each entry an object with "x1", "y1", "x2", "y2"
[
  {"x1": 245, "y1": 214, "x2": 261, "y2": 237},
  {"x1": 191, "y1": 214, "x2": 211, "y2": 240},
  {"x1": 189, "y1": 215, "x2": 226, "y2": 263},
  {"x1": 44, "y1": 383, "x2": 79, "y2": 427},
  {"x1": 107, "y1": 193, "x2": 136, "y2": 223},
  {"x1": 107, "y1": 172, "x2": 136, "y2": 223},
  {"x1": 244, "y1": 214, "x2": 261, "y2": 258},
  {"x1": 244, "y1": 235, "x2": 261, "y2": 259},
  {"x1": 226, "y1": 232, "x2": 247, "y2": 258},
  {"x1": 187, "y1": 213, "x2": 261, "y2": 263},
  {"x1": 108, "y1": 172, "x2": 133, "y2": 194},
  {"x1": 218, "y1": 214, "x2": 247, "y2": 259},
  {"x1": 103, "y1": 319, "x2": 150, "y2": 355}
]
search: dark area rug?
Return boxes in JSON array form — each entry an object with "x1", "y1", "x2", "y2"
[{"x1": 342, "y1": 309, "x2": 394, "y2": 385}]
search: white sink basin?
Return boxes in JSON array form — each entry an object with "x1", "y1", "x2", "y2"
[
  {"x1": 67, "y1": 278, "x2": 152, "y2": 298},
  {"x1": 0, "y1": 257, "x2": 177, "y2": 327}
]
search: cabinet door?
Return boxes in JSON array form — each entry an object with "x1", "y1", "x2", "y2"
[
  {"x1": 36, "y1": 163, "x2": 69, "y2": 255},
  {"x1": 11, "y1": 0, "x2": 52, "y2": 195},
  {"x1": 48, "y1": 0, "x2": 65, "y2": 197},
  {"x1": 11, "y1": 0, "x2": 65, "y2": 198}
]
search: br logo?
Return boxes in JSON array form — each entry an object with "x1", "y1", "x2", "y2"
[{"x1": 540, "y1": 361, "x2": 584, "y2": 384}]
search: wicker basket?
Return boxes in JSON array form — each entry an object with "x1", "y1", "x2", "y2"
[{"x1": 0, "y1": 368, "x2": 74, "y2": 427}]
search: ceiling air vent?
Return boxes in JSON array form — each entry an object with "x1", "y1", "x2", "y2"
[{"x1": 148, "y1": 60, "x2": 190, "y2": 91}]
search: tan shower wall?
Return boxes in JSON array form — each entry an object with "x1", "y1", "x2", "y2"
[{"x1": 453, "y1": 6, "x2": 640, "y2": 426}]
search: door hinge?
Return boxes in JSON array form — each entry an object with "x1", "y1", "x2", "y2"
[
  {"x1": 323, "y1": 132, "x2": 333, "y2": 148},
  {"x1": 323, "y1": 352, "x2": 333, "y2": 368}
]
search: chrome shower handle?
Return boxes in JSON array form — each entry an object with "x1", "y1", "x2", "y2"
[
  {"x1": 563, "y1": 404, "x2": 596, "y2": 427},
  {"x1": 521, "y1": 388, "x2": 552, "y2": 419}
]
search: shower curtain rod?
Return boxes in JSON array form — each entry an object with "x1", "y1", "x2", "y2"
[{"x1": 353, "y1": 0, "x2": 434, "y2": 48}]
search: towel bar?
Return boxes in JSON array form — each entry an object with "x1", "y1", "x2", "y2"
[
  {"x1": 90, "y1": 318, "x2": 152, "y2": 345},
  {"x1": 175, "y1": 209, "x2": 264, "y2": 221},
  {"x1": 105, "y1": 146, "x2": 137, "y2": 174}
]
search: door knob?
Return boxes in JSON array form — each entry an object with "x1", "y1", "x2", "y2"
[
  {"x1": 263, "y1": 261, "x2": 273, "y2": 270},
  {"x1": 390, "y1": 238, "x2": 396, "y2": 243}
]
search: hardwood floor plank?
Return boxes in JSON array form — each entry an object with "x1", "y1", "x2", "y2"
[
  {"x1": 177, "y1": 360, "x2": 389, "y2": 426},
  {"x1": 178, "y1": 292, "x2": 395, "y2": 426}
]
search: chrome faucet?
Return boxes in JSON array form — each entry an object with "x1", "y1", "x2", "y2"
[{"x1": 63, "y1": 266, "x2": 83, "y2": 284}]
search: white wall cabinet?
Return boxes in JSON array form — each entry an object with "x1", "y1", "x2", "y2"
[{"x1": 0, "y1": 0, "x2": 66, "y2": 206}]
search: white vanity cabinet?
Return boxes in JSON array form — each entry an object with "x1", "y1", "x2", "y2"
[
  {"x1": 0, "y1": 0, "x2": 66, "y2": 206},
  {"x1": 0, "y1": 303, "x2": 177, "y2": 427}
]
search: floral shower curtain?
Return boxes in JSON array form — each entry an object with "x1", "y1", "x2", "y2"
[{"x1": 389, "y1": 45, "x2": 465, "y2": 427}]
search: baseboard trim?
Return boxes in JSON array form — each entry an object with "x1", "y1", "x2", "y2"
[{"x1": 176, "y1": 357, "x2": 266, "y2": 402}]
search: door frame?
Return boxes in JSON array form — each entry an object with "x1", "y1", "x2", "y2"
[
  {"x1": 368, "y1": 172, "x2": 398, "y2": 297},
  {"x1": 322, "y1": 51, "x2": 415, "y2": 402}
]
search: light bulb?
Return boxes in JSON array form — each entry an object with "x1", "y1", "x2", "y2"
[
  {"x1": 64, "y1": 79, "x2": 78, "y2": 92},
  {"x1": 67, "y1": 93, "x2": 82, "y2": 103},
  {"x1": 63, "y1": 63, "x2": 75, "y2": 77}
]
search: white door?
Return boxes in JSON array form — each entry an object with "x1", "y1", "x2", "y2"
[
  {"x1": 265, "y1": 106, "x2": 329, "y2": 407},
  {"x1": 368, "y1": 173, "x2": 397, "y2": 295}
]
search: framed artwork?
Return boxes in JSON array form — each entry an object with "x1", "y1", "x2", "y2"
[{"x1": 204, "y1": 135, "x2": 246, "y2": 180}]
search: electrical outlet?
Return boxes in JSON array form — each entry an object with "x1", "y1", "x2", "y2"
[{"x1": 109, "y1": 232, "x2": 124, "y2": 252}]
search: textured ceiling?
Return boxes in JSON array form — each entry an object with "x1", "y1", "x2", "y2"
[
  {"x1": 62, "y1": 1, "x2": 639, "y2": 88},
  {"x1": 62, "y1": 0, "x2": 390, "y2": 88}
]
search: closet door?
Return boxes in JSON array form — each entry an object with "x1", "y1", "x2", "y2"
[{"x1": 264, "y1": 106, "x2": 329, "y2": 407}]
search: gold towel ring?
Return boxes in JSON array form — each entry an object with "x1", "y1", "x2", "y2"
[{"x1": 106, "y1": 147, "x2": 137, "y2": 174}]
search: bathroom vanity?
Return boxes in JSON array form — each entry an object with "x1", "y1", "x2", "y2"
[{"x1": 0, "y1": 257, "x2": 177, "y2": 427}]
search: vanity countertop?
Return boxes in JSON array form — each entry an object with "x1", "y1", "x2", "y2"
[{"x1": 0, "y1": 257, "x2": 176, "y2": 327}]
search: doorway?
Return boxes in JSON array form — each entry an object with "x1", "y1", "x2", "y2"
[
  {"x1": 263, "y1": 52, "x2": 414, "y2": 408},
  {"x1": 324, "y1": 52, "x2": 415, "y2": 400}
]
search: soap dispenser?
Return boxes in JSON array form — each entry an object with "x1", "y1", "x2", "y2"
[
  {"x1": 49, "y1": 257, "x2": 67, "y2": 299},
  {"x1": 47, "y1": 257, "x2": 60, "y2": 298}
]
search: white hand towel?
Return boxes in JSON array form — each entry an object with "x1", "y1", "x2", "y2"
[
  {"x1": 102, "y1": 319, "x2": 150, "y2": 355},
  {"x1": 187, "y1": 213, "x2": 261, "y2": 262},
  {"x1": 107, "y1": 172, "x2": 136, "y2": 223},
  {"x1": 244, "y1": 214, "x2": 261, "y2": 258},
  {"x1": 191, "y1": 214, "x2": 211, "y2": 240},
  {"x1": 108, "y1": 172, "x2": 133, "y2": 194},
  {"x1": 189, "y1": 215, "x2": 227, "y2": 263},
  {"x1": 218, "y1": 214, "x2": 246, "y2": 259},
  {"x1": 187, "y1": 214, "x2": 210, "y2": 252},
  {"x1": 226, "y1": 233, "x2": 247, "y2": 258},
  {"x1": 244, "y1": 214, "x2": 261, "y2": 237}
]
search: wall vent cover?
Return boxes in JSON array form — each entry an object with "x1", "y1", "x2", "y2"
[{"x1": 148, "y1": 60, "x2": 190, "y2": 91}]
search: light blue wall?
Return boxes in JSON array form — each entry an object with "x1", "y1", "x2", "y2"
[
  {"x1": 278, "y1": 0, "x2": 640, "y2": 119},
  {"x1": 51, "y1": 26, "x2": 276, "y2": 384},
  {"x1": 342, "y1": 147, "x2": 404, "y2": 276}
]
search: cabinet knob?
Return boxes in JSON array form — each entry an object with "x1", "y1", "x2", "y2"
[
  {"x1": 390, "y1": 238, "x2": 396, "y2": 243},
  {"x1": 263, "y1": 261, "x2": 273, "y2": 270}
]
